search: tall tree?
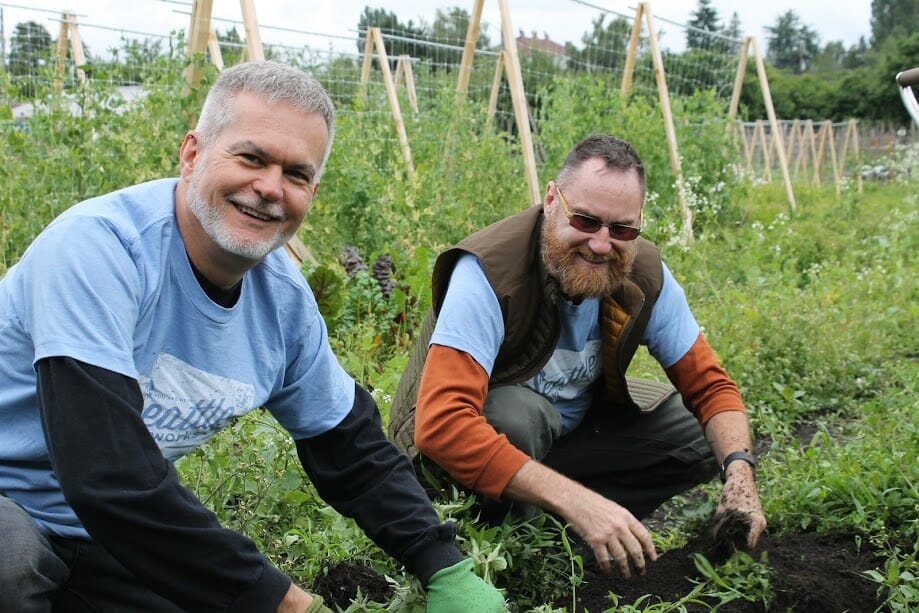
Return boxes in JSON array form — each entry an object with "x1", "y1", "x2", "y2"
[
  {"x1": 8, "y1": 21, "x2": 54, "y2": 98},
  {"x1": 428, "y1": 6, "x2": 490, "y2": 48},
  {"x1": 217, "y1": 27, "x2": 245, "y2": 67},
  {"x1": 426, "y1": 6, "x2": 491, "y2": 67},
  {"x1": 870, "y1": 0, "x2": 919, "y2": 48},
  {"x1": 355, "y1": 6, "x2": 425, "y2": 61},
  {"x1": 722, "y1": 12, "x2": 742, "y2": 41},
  {"x1": 765, "y1": 10, "x2": 820, "y2": 73},
  {"x1": 8, "y1": 21, "x2": 53, "y2": 77},
  {"x1": 568, "y1": 14, "x2": 633, "y2": 73},
  {"x1": 686, "y1": 0, "x2": 721, "y2": 50},
  {"x1": 811, "y1": 40, "x2": 848, "y2": 74},
  {"x1": 718, "y1": 11, "x2": 744, "y2": 55}
]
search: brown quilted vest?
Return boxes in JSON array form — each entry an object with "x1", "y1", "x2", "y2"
[{"x1": 389, "y1": 205, "x2": 668, "y2": 458}]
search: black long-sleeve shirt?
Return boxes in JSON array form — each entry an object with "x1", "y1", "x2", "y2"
[{"x1": 37, "y1": 357, "x2": 462, "y2": 611}]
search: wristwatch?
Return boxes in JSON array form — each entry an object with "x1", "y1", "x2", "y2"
[{"x1": 720, "y1": 450, "x2": 757, "y2": 482}]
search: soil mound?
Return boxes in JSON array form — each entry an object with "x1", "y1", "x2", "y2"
[{"x1": 569, "y1": 530, "x2": 884, "y2": 612}]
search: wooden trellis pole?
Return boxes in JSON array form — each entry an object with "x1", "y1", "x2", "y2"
[
  {"x1": 729, "y1": 36, "x2": 796, "y2": 211},
  {"x1": 393, "y1": 55, "x2": 419, "y2": 114},
  {"x1": 815, "y1": 120, "x2": 842, "y2": 194},
  {"x1": 801, "y1": 120, "x2": 818, "y2": 186},
  {"x1": 622, "y1": 3, "x2": 693, "y2": 243},
  {"x1": 455, "y1": 0, "x2": 540, "y2": 206},
  {"x1": 456, "y1": 0, "x2": 485, "y2": 99},
  {"x1": 487, "y1": 50, "x2": 506, "y2": 121},
  {"x1": 360, "y1": 27, "x2": 415, "y2": 175},
  {"x1": 240, "y1": 0, "x2": 264, "y2": 61},
  {"x1": 752, "y1": 38, "x2": 795, "y2": 210},
  {"x1": 207, "y1": 29, "x2": 224, "y2": 71},
  {"x1": 184, "y1": 0, "x2": 213, "y2": 91},
  {"x1": 754, "y1": 121, "x2": 773, "y2": 183},
  {"x1": 54, "y1": 11, "x2": 86, "y2": 93},
  {"x1": 840, "y1": 120, "x2": 863, "y2": 192}
]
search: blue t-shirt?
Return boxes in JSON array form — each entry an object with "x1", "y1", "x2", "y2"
[
  {"x1": 431, "y1": 253, "x2": 699, "y2": 433},
  {"x1": 0, "y1": 179, "x2": 354, "y2": 537}
]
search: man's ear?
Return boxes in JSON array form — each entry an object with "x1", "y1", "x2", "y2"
[
  {"x1": 543, "y1": 181, "x2": 556, "y2": 211},
  {"x1": 178, "y1": 132, "x2": 201, "y2": 180}
]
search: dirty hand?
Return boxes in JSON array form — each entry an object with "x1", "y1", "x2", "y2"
[
  {"x1": 425, "y1": 559, "x2": 505, "y2": 612},
  {"x1": 567, "y1": 487, "x2": 657, "y2": 578},
  {"x1": 717, "y1": 461, "x2": 767, "y2": 549}
]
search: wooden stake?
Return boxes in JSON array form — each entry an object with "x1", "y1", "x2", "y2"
[
  {"x1": 487, "y1": 51, "x2": 505, "y2": 122},
  {"x1": 755, "y1": 120, "x2": 772, "y2": 183},
  {"x1": 728, "y1": 37, "x2": 751, "y2": 119},
  {"x1": 621, "y1": 4, "x2": 644, "y2": 96},
  {"x1": 750, "y1": 37, "x2": 796, "y2": 211},
  {"x1": 641, "y1": 3, "x2": 693, "y2": 242},
  {"x1": 371, "y1": 28, "x2": 415, "y2": 175},
  {"x1": 456, "y1": 0, "x2": 485, "y2": 99},
  {"x1": 802, "y1": 120, "x2": 818, "y2": 186},
  {"x1": 849, "y1": 119, "x2": 863, "y2": 192},
  {"x1": 497, "y1": 0, "x2": 540, "y2": 205},
  {"x1": 239, "y1": 0, "x2": 264, "y2": 61},
  {"x1": 395, "y1": 55, "x2": 419, "y2": 113},
  {"x1": 53, "y1": 13, "x2": 69, "y2": 93},
  {"x1": 359, "y1": 28, "x2": 374, "y2": 88},
  {"x1": 185, "y1": 0, "x2": 213, "y2": 93},
  {"x1": 207, "y1": 29, "x2": 224, "y2": 71}
]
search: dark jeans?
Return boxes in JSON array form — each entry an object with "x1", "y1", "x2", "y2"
[
  {"x1": 479, "y1": 383, "x2": 718, "y2": 521},
  {"x1": 0, "y1": 495, "x2": 183, "y2": 613}
]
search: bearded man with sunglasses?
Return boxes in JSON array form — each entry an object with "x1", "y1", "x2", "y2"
[{"x1": 390, "y1": 134, "x2": 766, "y2": 578}]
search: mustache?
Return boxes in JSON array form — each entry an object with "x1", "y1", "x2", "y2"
[
  {"x1": 227, "y1": 194, "x2": 287, "y2": 220},
  {"x1": 575, "y1": 248, "x2": 627, "y2": 267}
]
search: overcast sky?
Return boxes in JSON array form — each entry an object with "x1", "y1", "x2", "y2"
[{"x1": 2, "y1": 0, "x2": 873, "y2": 57}]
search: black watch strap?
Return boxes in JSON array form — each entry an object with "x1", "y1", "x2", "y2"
[{"x1": 720, "y1": 450, "x2": 757, "y2": 482}]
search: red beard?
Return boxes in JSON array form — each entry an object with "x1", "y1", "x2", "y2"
[{"x1": 541, "y1": 219, "x2": 637, "y2": 301}]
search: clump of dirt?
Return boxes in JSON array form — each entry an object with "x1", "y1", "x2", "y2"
[
  {"x1": 706, "y1": 508, "x2": 753, "y2": 562},
  {"x1": 566, "y1": 530, "x2": 884, "y2": 612},
  {"x1": 311, "y1": 560, "x2": 393, "y2": 610}
]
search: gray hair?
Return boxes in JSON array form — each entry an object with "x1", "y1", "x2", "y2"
[
  {"x1": 557, "y1": 134, "x2": 646, "y2": 203},
  {"x1": 195, "y1": 60, "x2": 336, "y2": 180}
]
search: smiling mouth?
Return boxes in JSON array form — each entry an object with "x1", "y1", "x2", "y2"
[
  {"x1": 234, "y1": 202, "x2": 277, "y2": 222},
  {"x1": 578, "y1": 253, "x2": 609, "y2": 265}
]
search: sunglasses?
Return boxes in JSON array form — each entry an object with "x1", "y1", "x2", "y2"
[{"x1": 556, "y1": 185, "x2": 642, "y2": 241}]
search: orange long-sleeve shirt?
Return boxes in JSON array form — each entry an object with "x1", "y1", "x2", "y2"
[{"x1": 414, "y1": 333, "x2": 744, "y2": 500}]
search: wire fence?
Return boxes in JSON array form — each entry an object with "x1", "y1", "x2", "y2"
[
  {"x1": 1, "y1": 0, "x2": 908, "y2": 267},
  {"x1": 1, "y1": 1, "x2": 745, "y2": 124}
]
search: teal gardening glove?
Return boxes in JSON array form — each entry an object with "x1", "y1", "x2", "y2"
[{"x1": 425, "y1": 559, "x2": 505, "y2": 612}]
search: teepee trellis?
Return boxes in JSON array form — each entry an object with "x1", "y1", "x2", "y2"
[
  {"x1": 456, "y1": 0, "x2": 541, "y2": 206},
  {"x1": 53, "y1": 11, "x2": 86, "y2": 93}
]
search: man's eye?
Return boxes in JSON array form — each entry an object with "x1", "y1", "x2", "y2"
[
  {"x1": 287, "y1": 171, "x2": 311, "y2": 185},
  {"x1": 239, "y1": 153, "x2": 261, "y2": 164}
]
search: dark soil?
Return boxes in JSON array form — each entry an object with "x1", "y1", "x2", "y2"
[
  {"x1": 311, "y1": 529, "x2": 885, "y2": 612},
  {"x1": 311, "y1": 560, "x2": 393, "y2": 610},
  {"x1": 567, "y1": 530, "x2": 885, "y2": 612}
]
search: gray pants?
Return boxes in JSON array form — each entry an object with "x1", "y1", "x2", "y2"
[
  {"x1": 0, "y1": 495, "x2": 182, "y2": 613},
  {"x1": 480, "y1": 384, "x2": 717, "y2": 521}
]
